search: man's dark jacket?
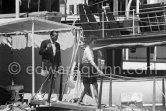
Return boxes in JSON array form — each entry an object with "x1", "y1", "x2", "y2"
[{"x1": 39, "y1": 39, "x2": 61, "y2": 68}]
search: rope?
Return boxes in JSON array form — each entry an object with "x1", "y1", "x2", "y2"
[
  {"x1": 83, "y1": 5, "x2": 90, "y2": 22},
  {"x1": 55, "y1": 69, "x2": 166, "y2": 81},
  {"x1": 61, "y1": 33, "x2": 83, "y2": 97}
]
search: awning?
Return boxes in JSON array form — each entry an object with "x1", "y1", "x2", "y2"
[
  {"x1": 93, "y1": 32, "x2": 166, "y2": 50},
  {"x1": 0, "y1": 17, "x2": 80, "y2": 35}
]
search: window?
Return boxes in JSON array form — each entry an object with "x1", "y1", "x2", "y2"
[
  {"x1": 69, "y1": 5, "x2": 74, "y2": 14},
  {"x1": 150, "y1": 47, "x2": 154, "y2": 54}
]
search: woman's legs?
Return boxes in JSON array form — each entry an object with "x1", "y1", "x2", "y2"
[
  {"x1": 92, "y1": 82, "x2": 98, "y2": 104},
  {"x1": 79, "y1": 83, "x2": 90, "y2": 103}
]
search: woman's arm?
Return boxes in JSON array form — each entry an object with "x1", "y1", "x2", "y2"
[{"x1": 85, "y1": 47, "x2": 103, "y2": 75}]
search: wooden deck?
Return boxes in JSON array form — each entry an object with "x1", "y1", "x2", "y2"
[
  {"x1": 29, "y1": 100, "x2": 166, "y2": 111},
  {"x1": 30, "y1": 100, "x2": 115, "y2": 111},
  {"x1": 50, "y1": 101, "x2": 115, "y2": 111}
]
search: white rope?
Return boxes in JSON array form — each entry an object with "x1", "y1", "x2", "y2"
[{"x1": 83, "y1": 5, "x2": 90, "y2": 22}]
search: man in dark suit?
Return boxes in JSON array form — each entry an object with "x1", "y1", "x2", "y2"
[
  {"x1": 38, "y1": 31, "x2": 61, "y2": 104},
  {"x1": 39, "y1": 31, "x2": 61, "y2": 69}
]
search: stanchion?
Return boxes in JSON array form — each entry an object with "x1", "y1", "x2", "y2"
[
  {"x1": 152, "y1": 78, "x2": 156, "y2": 111},
  {"x1": 97, "y1": 75, "x2": 103, "y2": 109},
  {"x1": 162, "y1": 78, "x2": 165, "y2": 106}
]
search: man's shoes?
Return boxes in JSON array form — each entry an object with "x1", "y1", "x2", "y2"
[{"x1": 77, "y1": 99, "x2": 83, "y2": 105}]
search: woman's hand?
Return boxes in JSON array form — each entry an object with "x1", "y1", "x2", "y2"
[{"x1": 97, "y1": 69, "x2": 104, "y2": 76}]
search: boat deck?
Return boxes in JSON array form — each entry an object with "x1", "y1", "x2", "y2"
[
  {"x1": 51, "y1": 101, "x2": 115, "y2": 111},
  {"x1": 30, "y1": 100, "x2": 115, "y2": 111}
]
